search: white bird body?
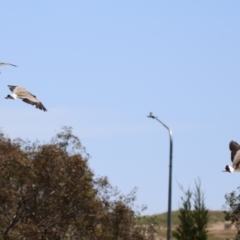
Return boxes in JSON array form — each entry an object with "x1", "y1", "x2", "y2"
[
  {"x1": 223, "y1": 141, "x2": 240, "y2": 173},
  {"x1": 5, "y1": 85, "x2": 47, "y2": 112}
]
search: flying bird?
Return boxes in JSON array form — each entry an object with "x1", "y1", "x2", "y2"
[
  {"x1": 5, "y1": 85, "x2": 47, "y2": 112},
  {"x1": 0, "y1": 63, "x2": 17, "y2": 73},
  {"x1": 223, "y1": 141, "x2": 240, "y2": 173}
]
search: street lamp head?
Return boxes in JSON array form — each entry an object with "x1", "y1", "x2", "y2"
[{"x1": 147, "y1": 112, "x2": 155, "y2": 119}]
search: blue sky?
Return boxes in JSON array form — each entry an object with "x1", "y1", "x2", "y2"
[{"x1": 1, "y1": 1, "x2": 240, "y2": 215}]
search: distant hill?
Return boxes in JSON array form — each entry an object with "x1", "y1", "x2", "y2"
[{"x1": 137, "y1": 210, "x2": 236, "y2": 240}]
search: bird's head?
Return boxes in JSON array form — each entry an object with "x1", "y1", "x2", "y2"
[
  {"x1": 222, "y1": 165, "x2": 234, "y2": 173},
  {"x1": 5, "y1": 93, "x2": 17, "y2": 99},
  {"x1": 5, "y1": 94, "x2": 14, "y2": 100}
]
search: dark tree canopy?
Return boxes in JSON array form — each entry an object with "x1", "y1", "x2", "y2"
[{"x1": 0, "y1": 127, "x2": 156, "y2": 240}]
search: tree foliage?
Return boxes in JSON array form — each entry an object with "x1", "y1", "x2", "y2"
[
  {"x1": 224, "y1": 187, "x2": 240, "y2": 240},
  {"x1": 0, "y1": 127, "x2": 156, "y2": 239},
  {"x1": 173, "y1": 179, "x2": 209, "y2": 240},
  {"x1": 173, "y1": 190, "x2": 196, "y2": 240}
]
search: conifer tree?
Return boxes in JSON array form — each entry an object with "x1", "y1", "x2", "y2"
[
  {"x1": 173, "y1": 190, "x2": 196, "y2": 240},
  {"x1": 193, "y1": 180, "x2": 209, "y2": 240},
  {"x1": 173, "y1": 179, "x2": 209, "y2": 240}
]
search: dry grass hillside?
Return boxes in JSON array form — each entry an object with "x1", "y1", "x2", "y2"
[{"x1": 138, "y1": 211, "x2": 237, "y2": 240}]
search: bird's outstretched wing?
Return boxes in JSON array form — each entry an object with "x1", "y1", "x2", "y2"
[
  {"x1": 22, "y1": 98, "x2": 35, "y2": 106},
  {"x1": 229, "y1": 141, "x2": 240, "y2": 151},
  {"x1": 0, "y1": 63, "x2": 17, "y2": 67},
  {"x1": 22, "y1": 98, "x2": 47, "y2": 112},
  {"x1": 230, "y1": 141, "x2": 240, "y2": 162},
  {"x1": 7, "y1": 85, "x2": 18, "y2": 92},
  {"x1": 36, "y1": 102, "x2": 47, "y2": 112}
]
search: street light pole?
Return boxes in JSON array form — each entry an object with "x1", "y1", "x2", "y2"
[{"x1": 147, "y1": 112, "x2": 173, "y2": 240}]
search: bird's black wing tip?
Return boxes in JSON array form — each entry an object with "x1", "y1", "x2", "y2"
[
  {"x1": 36, "y1": 102, "x2": 47, "y2": 112},
  {"x1": 7, "y1": 85, "x2": 17, "y2": 92},
  {"x1": 229, "y1": 141, "x2": 240, "y2": 151}
]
